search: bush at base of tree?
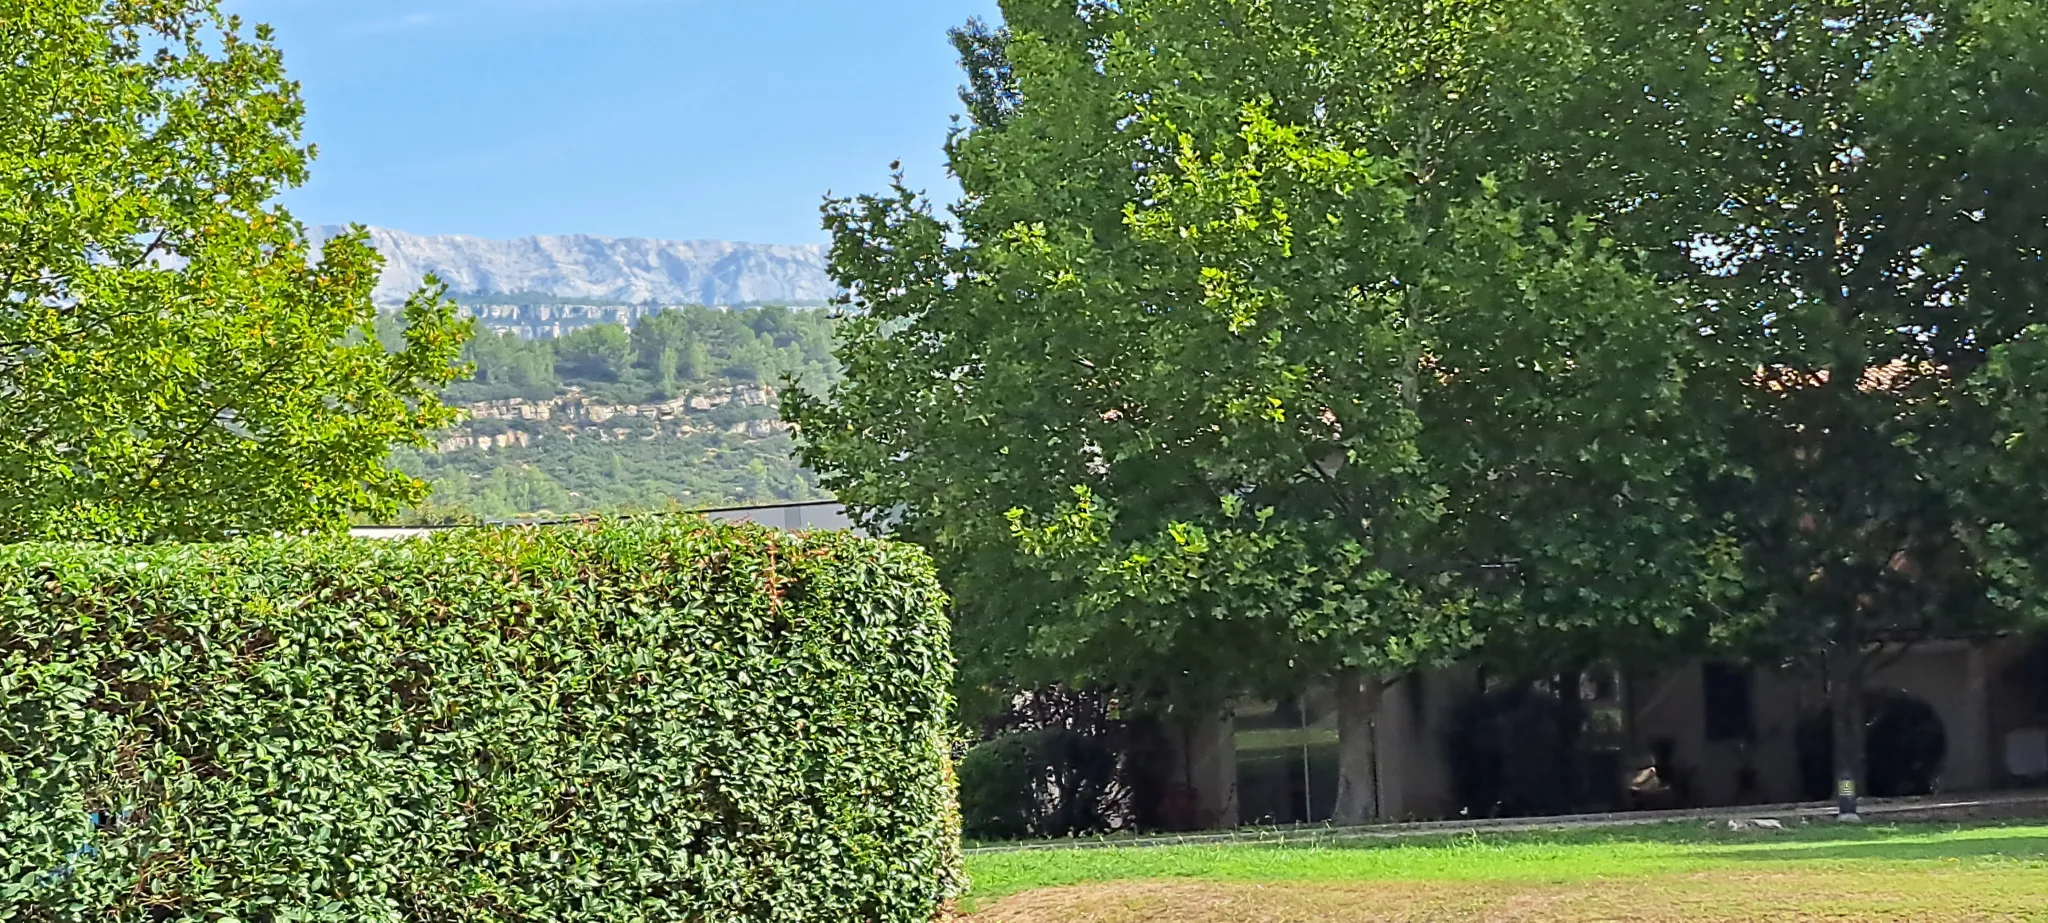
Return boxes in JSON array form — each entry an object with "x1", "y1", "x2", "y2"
[
  {"x1": 957, "y1": 729, "x2": 1119, "y2": 842},
  {"x1": 0, "y1": 521, "x2": 960, "y2": 922}
]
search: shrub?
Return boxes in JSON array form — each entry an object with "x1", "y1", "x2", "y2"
[
  {"x1": 0, "y1": 521, "x2": 958, "y2": 922},
  {"x1": 956, "y1": 729, "x2": 1117, "y2": 841}
]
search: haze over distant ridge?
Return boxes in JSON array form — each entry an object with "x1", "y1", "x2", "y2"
[{"x1": 309, "y1": 225, "x2": 836, "y2": 307}]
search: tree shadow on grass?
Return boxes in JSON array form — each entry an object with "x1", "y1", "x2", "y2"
[
  {"x1": 1274, "y1": 821, "x2": 2048, "y2": 859},
  {"x1": 1272, "y1": 821, "x2": 1797, "y2": 849},
  {"x1": 1691, "y1": 831, "x2": 2048, "y2": 864}
]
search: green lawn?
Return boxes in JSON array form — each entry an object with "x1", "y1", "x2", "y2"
[{"x1": 960, "y1": 822, "x2": 2048, "y2": 921}]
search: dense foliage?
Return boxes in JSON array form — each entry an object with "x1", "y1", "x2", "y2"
[
  {"x1": 0, "y1": 1, "x2": 471, "y2": 543},
  {"x1": 1543, "y1": 0, "x2": 2048, "y2": 800},
  {"x1": 391, "y1": 431, "x2": 828, "y2": 521},
  {"x1": 788, "y1": 0, "x2": 1744, "y2": 822},
  {"x1": 0, "y1": 521, "x2": 960, "y2": 922},
  {"x1": 790, "y1": 0, "x2": 2048, "y2": 822},
  {"x1": 445, "y1": 305, "x2": 837, "y2": 405}
]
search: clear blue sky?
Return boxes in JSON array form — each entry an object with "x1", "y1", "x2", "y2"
[{"x1": 229, "y1": 1, "x2": 1003, "y2": 245}]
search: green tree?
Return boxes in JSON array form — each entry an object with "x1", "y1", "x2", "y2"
[
  {"x1": 680, "y1": 340, "x2": 711, "y2": 382},
  {"x1": 722, "y1": 336, "x2": 771, "y2": 384},
  {"x1": 656, "y1": 346, "x2": 682, "y2": 393},
  {"x1": 746, "y1": 304, "x2": 797, "y2": 345},
  {"x1": 632, "y1": 307, "x2": 693, "y2": 370},
  {"x1": 1544, "y1": 0, "x2": 2048, "y2": 816},
  {"x1": 476, "y1": 465, "x2": 573, "y2": 516},
  {"x1": 554, "y1": 322, "x2": 633, "y2": 382},
  {"x1": 948, "y1": 16, "x2": 1018, "y2": 131},
  {"x1": 463, "y1": 330, "x2": 559, "y2": 399},
  {"x1": 0, "y1": 1, "x2": 470, "y2": 543},
  {"x1": 789, "y1": 0, "x2": 1739, "y2": 823}
]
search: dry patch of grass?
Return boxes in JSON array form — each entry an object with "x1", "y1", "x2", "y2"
[
  {"x1": 969, "y1": 870, "x2": 2048, "y2": 922},
  {"x1": 963, "y1": 823, "x2": 2048, "y2": 921}
]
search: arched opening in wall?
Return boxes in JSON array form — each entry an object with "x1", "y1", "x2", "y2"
[{"x1": 1796, "y1": 689, "x2": 1949, "y2": 801}]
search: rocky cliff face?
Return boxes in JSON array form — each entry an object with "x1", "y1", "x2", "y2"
[
  {"x1": 436, "y1": 385, "x2": 788, "y2": 453},
  {"x1": 456, "y1": 302, "x2": 661, "y2": 339},
  {"x1": 464, "y1": 384, "x2": 775, "y2": 423},
  {"x1": 310, "y1": 225, "x2": 835, "y2": 308}
]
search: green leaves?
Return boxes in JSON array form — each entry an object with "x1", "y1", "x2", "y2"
[
  {"x1": 0, "y1": 521, "x2": 960, "y2": 922},
  {"x1": 790, "y1": 0, "x2": 1734, "y2": 716},
  {"x1": 1543, "y1": 0, "x2": 2048, "y2": 663},
  {"x1": 0, "y1": 2, "x2": 471, "y2": 543}
]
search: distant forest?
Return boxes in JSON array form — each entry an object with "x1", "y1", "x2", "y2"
[
  {"x1": 439, "y1": 303, "x2": 838, "y2": 403},
  {"x1": 381, "y1": 304, "x2": 839, "y2": 523}
]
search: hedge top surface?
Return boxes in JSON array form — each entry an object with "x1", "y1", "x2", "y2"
[{"x1": 1, "y1": 515, "x2": 921, "y2": 577}]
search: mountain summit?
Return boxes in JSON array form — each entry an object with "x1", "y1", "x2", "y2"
[{"x1": 310, "y1": 226, "x2": 836, "y2": 307}]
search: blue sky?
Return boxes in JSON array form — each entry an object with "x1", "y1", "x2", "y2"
[{"x1": 230, "y1": 1, "x2": 1002, "y2": 244}]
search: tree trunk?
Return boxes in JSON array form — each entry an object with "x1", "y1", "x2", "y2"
[
  {"x1": 1333, "y1": 669, "x2": 1383, "y2": 825},
  {"x1": 1827, "y1": 611, "x2": 1867, "y2": 821},
  {"x1": 1178, "y1": 710, "x2": 1239, "y2": 830}
]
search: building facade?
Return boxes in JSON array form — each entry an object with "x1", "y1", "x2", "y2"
[{"x1": 1230, "y1": 636, "x2": 2048, "y2": 826}]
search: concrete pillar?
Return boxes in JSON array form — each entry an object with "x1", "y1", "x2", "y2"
[
  {"x1": 1953, "y1": 645, "x2": 1992, "y2": 792},
  {"x1": 1377, "y1": 677, "x2": 1412, "y2": 821}
]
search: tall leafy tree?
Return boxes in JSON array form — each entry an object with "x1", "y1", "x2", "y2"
[
  {"x1": 631, "y1": 307, "x2": 694, "y2": 371},
  {"x1": 1548, "y1": 0, "x2": 2048, "y2": 815},
  {"x1": 466, "y1": 331, "x2": 559, "y2": 398},
  {"x1": 554, "y1": 323, "x2": 634, "y2": 382},
  {"x1": 790, "y1": 0, "x2": 1741, "y2": 822},
  {"x1": 0, "y1": 0, "x2": 471, "y2": 542}
]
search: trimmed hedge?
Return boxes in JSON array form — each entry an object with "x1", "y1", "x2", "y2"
[{"x1": 0, "y1": 521, "x2": 960, "y2": 922}]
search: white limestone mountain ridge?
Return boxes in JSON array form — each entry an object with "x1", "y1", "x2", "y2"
[{"x1": 309, "y1": 225, "x2": 837, "y2": 308}]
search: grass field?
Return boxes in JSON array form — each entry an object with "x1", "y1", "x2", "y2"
[{"x1": 960, "y1": 822, "x2": 2048, "y2": 921}]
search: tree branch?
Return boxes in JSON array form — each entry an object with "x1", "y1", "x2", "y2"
[
  {"x1": 134, "y1": 351, "x2": 297, "y2": 502},
  {"x1": 128, "y1": 230, "x2": 169, "y2": 271}
]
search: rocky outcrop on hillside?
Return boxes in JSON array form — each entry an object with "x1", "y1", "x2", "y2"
[
  {"x1": 434, "y1": 386, "x2": 788, "y2": 453},
  {"x1": 457, "y1": 302, "x2": 662, "y2": 339},
  {"x1": 465, "y1": 385, "x2": 775, "y2": 424}
]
